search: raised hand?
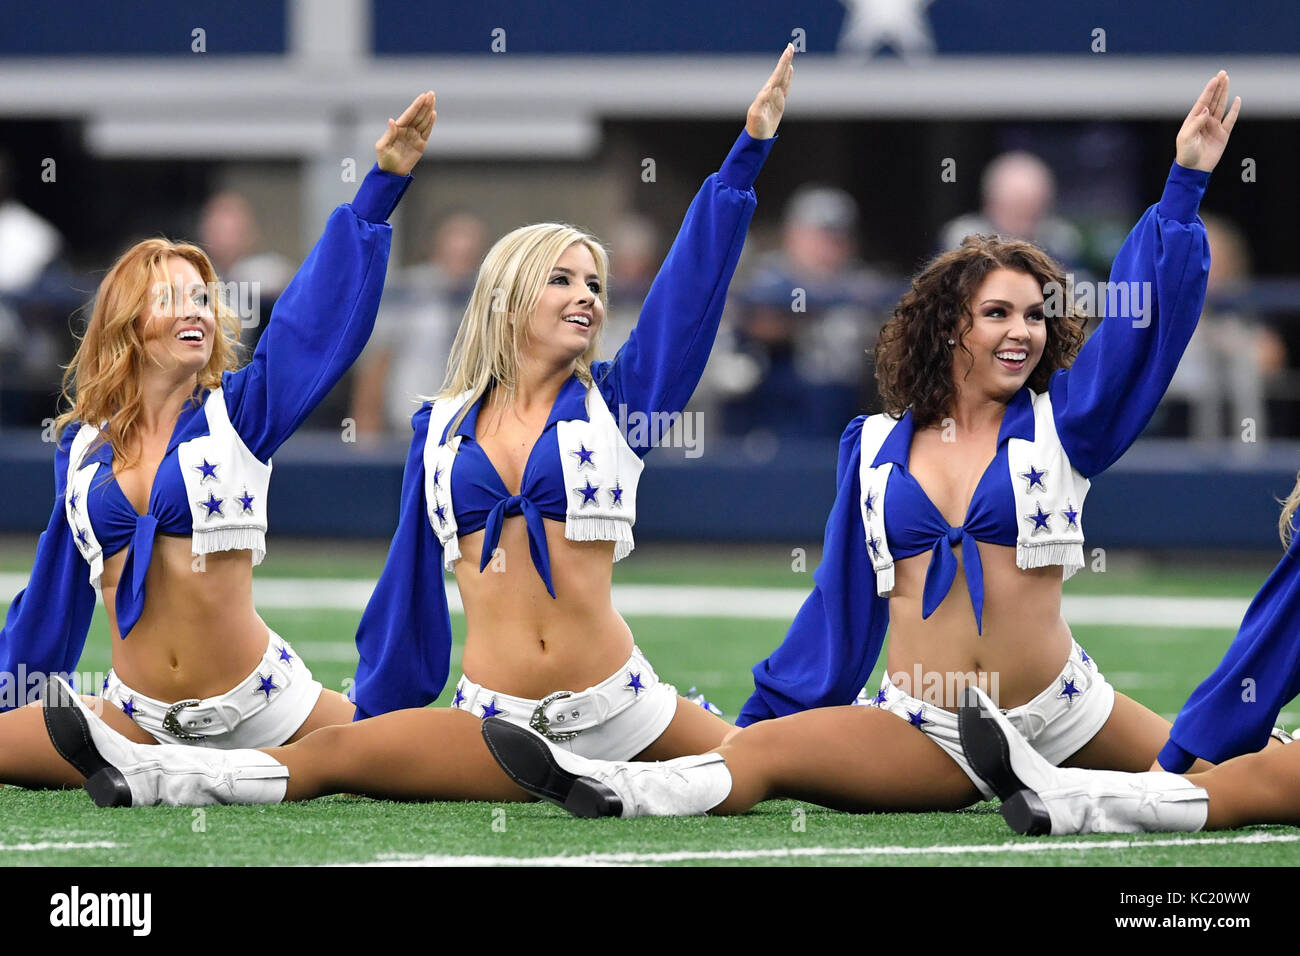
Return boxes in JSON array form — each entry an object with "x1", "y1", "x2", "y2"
[
  {"x1": 376, "y1": 91, "x2": 437, "y2": 176},
  {"x1": 746, "y1": 44, "x2": 795, "y2": 140},
  {"x1": 1175, "y1": 71, "x2": 1241, "y2": 173}
]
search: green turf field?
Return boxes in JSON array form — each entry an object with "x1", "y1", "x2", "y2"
[{"x1": 2, "y1": 542, "x2": 1298, "y2": 867}]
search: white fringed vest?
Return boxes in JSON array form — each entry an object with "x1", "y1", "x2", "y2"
[
  {"x1": 64, "y1": 388, "x2": 271, "y2": 589},
  {"x1": 857, "y1": 389, "x2": 1090, "y2": 596},
  {"x1": 422, "y1": 386, "x2": 645, "y2": 570}
]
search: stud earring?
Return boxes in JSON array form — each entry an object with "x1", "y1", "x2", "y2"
[{"x1": 947, "y1": 338, "x2": 956, "y2": 346}]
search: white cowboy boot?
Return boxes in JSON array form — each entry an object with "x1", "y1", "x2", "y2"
[
  {"x1": 42, "y1": 676, "x2": 289, "y2": 808},
  {"x1": 958, "y1": 686, "x2": 1208, "y2": 835},
  {"x1": 481, "y1": 717, "x2": 732, "y2": 818}
]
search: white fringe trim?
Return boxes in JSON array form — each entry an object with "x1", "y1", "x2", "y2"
[
  {"x1": 875, "y1": 563, "x2": 894, "y2": 596},
  {"x1": 566, "y1": 516, "x2": 635, "y2": 562},
  {"x1": 88, "y1": 552, "x2": 104, "y2": 592},
  {"x1": 193, "y1": 528, "x2": 267, "y2": 566},
  {"x1": 441, "y1": 533, "x2": 462, "y2": 571},
  {"x1": 1017, "y1": 542, "x2": 1084, "y2": 576}
]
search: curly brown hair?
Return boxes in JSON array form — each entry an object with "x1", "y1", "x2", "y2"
[{"x1": 874, "y1": 235, "x2": 1088, "y2": 429}]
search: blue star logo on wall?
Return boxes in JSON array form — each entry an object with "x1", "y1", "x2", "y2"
[
  {"x1": 626, "y1": 672, "x2": 644, "y2": 696},
  {"x1": 1020, "y1": 465, "x2": 1047, "y2": 493},
  {"x1": 574, "y1": 479, "x2": 600, "y2": 507},
  {"x1": 237, "y1": 489, "x2": 255, "y2": 514},
  {"x1": 452, "y1": 686, "x2": 465, "y2": 708},
  {"x1": 570, "y1": 444, "x2": 596, "y2": 470},
  {"x1": 1058, "y1": 678, "x2": 1081, "y2": 704},
  {"x1": 277, "y1": 644, "x2": 293, "y2": 664},
  {"x1": 863, "y1": 490, "x2": 876, "y2": 516},
  {"x1": 1025, "y1": 504, "x2": 1051, "y2": 535},
  {"x1": 1062, "y1": 501, "x2": 1079, "y2": 530},
  {"x1": 609, "y1": 483, "x2": 624, "y2": 508},
  {"x1": 199, "y1": 492, "x2": 224, "y2": 518},
  {"x1": 480, "y1": 698, "x2": 503, "y2": 719},
  {"x1": 195, "y1": 459, "x2": 219, "y2": 483},
  {"x1": 122, "y1": 697, "x2": 137, "y2": 719},
  {"x1": 254, "y1": 673, "x2": 278, "y2": 699},
  {"x1": 907, "y1": 708, "x2": 928, "y2": 728}
]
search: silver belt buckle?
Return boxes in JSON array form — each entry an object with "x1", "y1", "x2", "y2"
[
  {"x1": 162, "y1": 698, "x2": 206, "y2": 740},
  {"x1": 529, "y1": 690, "x2": 579, "y2": 742}
]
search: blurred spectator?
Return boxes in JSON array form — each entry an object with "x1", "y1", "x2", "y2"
[
  {"x1": 0, "y1": 150, "x2": 82, "y2": 426},
  {"x1": 939, "y1": 151, "x2": 1084, "y2": 269},
  {"x1": 198, "y1": 190, "x2": 294, "y2": 351},
  {"x1": 600, "y1": 214, "x2": 661, "y2": 357},
  {"x1": 1159, "y1": 214, "x2": 1286, "y2": 444},
  {"x1": 350, "y1": 211, "x2": 488, "y2": 437},
  {"x1": 712, "y1": 184, "x2": 893, "y2": 440}
]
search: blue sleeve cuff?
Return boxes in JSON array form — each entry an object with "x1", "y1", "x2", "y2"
[
  {"x1": 351, "y1": 164, "x2": 414, "y2": 223},
  {"x1": 1156, "y1": 738, "x2": 1197, "y2": 773},
  {"x1": 1157, "y1": 162, "x2": 1211, "y2": 224},
  {"x1": 718, "y1": 129, "x2": 777, "y2": 191}
]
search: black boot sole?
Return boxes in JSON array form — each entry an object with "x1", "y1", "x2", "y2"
[
  {"x1": 481, "y1": 717, "x2": 622, "y2": 818},
  {"x1": 41, "y1": 676, "x2": 133, "y2": 808}
]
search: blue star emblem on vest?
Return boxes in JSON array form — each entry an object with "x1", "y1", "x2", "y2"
[
  {"x1": 199, "y1": 492, "x2": 224, "y2": 518},
  {"x1": 571, "y1": 444, "x2": 596, "y2": 470},
  {"x1": 1020, "y1": 465, "x2": 1047, "y2": 493},
  {"x1": 238, "y1": 489, "x2": 256, "y2": 515},
  {"x1": 609, "y1": 483, "x2": 624, "y2": 508},
  {"x1": 1062, "y1": 501, "x2": 1079, "y2": 529},
  {"x1": 863, "y1": 490, "x2": 876, "y2": 516},
  {"x1": 574, "y1": 479, "x2": 600, "y2": 507},
  {"x1": 196, "y1": 459, "x2": 219, "y2": 483},
  {"x1": 1025, "y1": 504, "x2": 1052, "y2": 535}
]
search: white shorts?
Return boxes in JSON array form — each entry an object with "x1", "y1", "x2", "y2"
[
  {"x1": 100, "y1": 631, "x2": 324, "y2": 749},
  {"x1": 449, "y1": 645, "x2": 679, "y2": 760},
  {"x1": 859, "y1": 642, "x2": 1116, "y2": 799}
]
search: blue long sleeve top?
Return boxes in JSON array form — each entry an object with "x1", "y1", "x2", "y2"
[
  {"x1": 0, "y1": 165, "x2": 410, "y2": 710},
  {"x1": 738, "y1": 162, "x2": 1211, "y2": 726},
  {"x1": 350, "y1": 130, "x2": 775, "y2": 720},
  {"x1": 1157, "y1": 527, "x2": 1300, "y2": 772}
]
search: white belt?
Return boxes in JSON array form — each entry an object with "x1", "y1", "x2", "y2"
[
  {"x1": 106, "y1": 636, "x2": 299, "y2": 740},
  {"x1": 453, "y1": 646, "x2": 659, "y2": 741}
]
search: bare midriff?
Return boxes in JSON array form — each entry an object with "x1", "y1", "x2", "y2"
[
  {"x1": 456, "y1": 517, "x2": 634, "y2": 699},
  {"x1": 885, "y1": 541, "x2": 1074, "y2": 711},
  {"x1": 100, "y1": 536, "x2": 270, "y2": 702}
]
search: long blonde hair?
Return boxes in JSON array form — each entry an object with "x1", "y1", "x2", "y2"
[
  {"x1": 55, "y1": 238, "x2": 242, "y2": 467},
  {"x1": 438, "y1": 223, "x2": 609, "y2": 434},
  {"x1": 1280, "y1": 471, "x2": 1300, "y2": 548}
]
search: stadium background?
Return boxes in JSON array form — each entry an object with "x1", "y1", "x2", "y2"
[{"x1": 2, "y1": 0, "x2": 1300, "y2": 868}]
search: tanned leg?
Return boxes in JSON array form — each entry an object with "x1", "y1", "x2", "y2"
[
  {"x1": 264, "y1": 706, "x2": 531, "y2": 803},
  {"x1": 707, "y1": 706, "x2": 982, "y2": 815},
  {"x1": 1194, "y1": 745, "x2": 1300, "y2": 829},
  {"x1": 284, "y1": 688, "x2": 356, "y2": 742}
]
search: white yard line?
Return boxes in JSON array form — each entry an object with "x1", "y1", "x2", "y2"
[
  {"x1": 0, "y1": 841, "x2": 120, "y2": 851},
  {"x1": 337, "y1": 832, "x2": 1300, "y2": 867},
  {"x1": 0, "y1": 574, "x2": 1254, "y2": 628}
]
